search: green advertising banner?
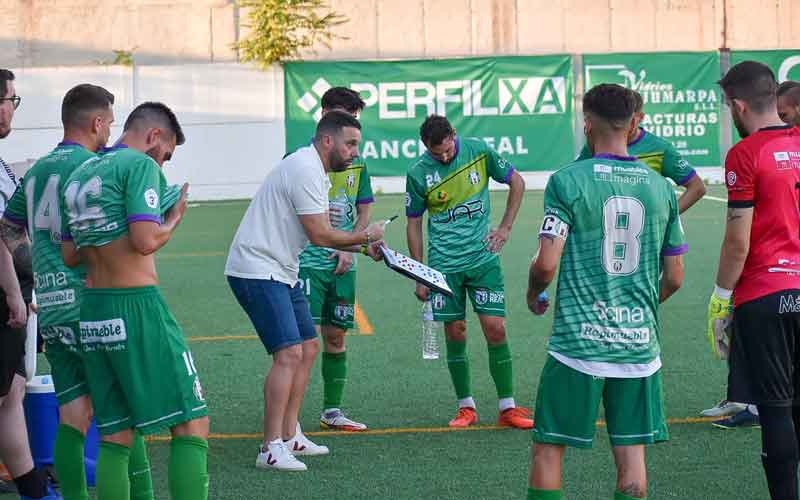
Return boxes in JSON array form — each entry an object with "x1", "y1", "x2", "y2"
[
  {"x1": 582, "y1": 52, "x2": 722, "y2": 167},
  {"x1": 284, "y1": 56, "x2": 574, "y2": 176},
  {"x1": 732, "y1": 49, "x2": 800, "y2": 82}
]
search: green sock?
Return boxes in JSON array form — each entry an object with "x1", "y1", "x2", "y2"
[
  {"x1": 169, "y1": 436, "x2": 209, "y2": 500},
  {"x1": 528, "y1": 487, "x2": 562, "y2": 499},
  {"x1": 446, "y1": 340, "x2": 471, "y2": 400},
  {"x1": 322, "y1": 351, "x2": 347, "y2": 410},
  {"x1": 53, "y1": 424, "x2": 88, "y2": 500},
  {"x1": 128, "y1": 432, "x2": 154, "y2": 500},
  {"x1": 614, "y1": 492, "x2": 645, "y2": 500},
  {"x1": 96, "y1": 441, "x2": 131, "y2": 500},
  {"x1": 488, "y1": 342, "x2": 514, "y2": 399}
]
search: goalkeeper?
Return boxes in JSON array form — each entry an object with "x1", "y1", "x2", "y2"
[{"x1": 709, "y1": 61, "x2": 800, "y2": 500}]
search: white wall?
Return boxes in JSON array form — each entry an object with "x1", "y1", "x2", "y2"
[{"x1": 5, "y1": 63, "x2": 285, "y2": 200}]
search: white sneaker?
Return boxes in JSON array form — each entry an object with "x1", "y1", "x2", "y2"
[
  {"x1": 285, "y1": 429, "x2": 330, "y2": 456},
  {"x1": 700, "y1": 400, "x2": 747, "y2": 417},
  {"x1": 256, "y1": 440, "x2": 307, "y2": 471},
  {"x1": 320, "y1": 409, "x2": 368, "y2": 431}
]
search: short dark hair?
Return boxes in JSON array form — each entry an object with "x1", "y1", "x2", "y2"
[
  {"x1": 630, "y1": 89, "x2": 644, "y2": 113},
  {"x1": 61, "y1": 84, "x2": 115, "y2": 129},
  {"x1": 583, "y1": 84, "x2": 636, "y2": 129},
  {"x1": 718, "y1": 61, "x2": 777, "y2": 113},
  {"x1": 778, "y1": 80, "x2": 800, "y2": 97},
  {"x1": 124, "y1": 102, "x2": 185, "y2": 145},
  {"x1": 315, "y1": 110, "x2": 361, "y2": 139},
  {"x1": 0, "y1": 69, "x2": 14, "y2": 98},
  {"x1": 321, "y1": 87, "x2": 365, "y2": 114},
  {"x1": 419, "y1": 115, "x2": 454, "y2": 147}
]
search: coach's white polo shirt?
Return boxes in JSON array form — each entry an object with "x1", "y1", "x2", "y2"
[{"x1": 225, "y1": 145, "x2": 330, "y2": 286}]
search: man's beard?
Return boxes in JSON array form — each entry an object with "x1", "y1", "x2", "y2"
[
  {"x1": 732, "y1": 111, "x2": 749, "y2": 139},
  {"x1": 329, "y1": 149, "x2": 351, "y2": 172}
]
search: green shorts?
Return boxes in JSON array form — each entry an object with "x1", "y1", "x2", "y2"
[
  {"x1": 431, "y1": 258, "x2": 505, "y2": 322},
  {"x1": 41, "y1": 322, "x2": 89, "y2": 406},
  {"x1": 298, "y1": 267, "x2": 356, "y2": 330},
  {"x1": 532, "y1": 355, "x2": 668, "y2": 448},
  {"x1": 79, "y1": 286, "x2": 208, "y2": 436}
]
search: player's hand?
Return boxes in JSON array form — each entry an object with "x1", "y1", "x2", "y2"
[
  {"x1": 330, "y1": 250, "x2": 353, "y2": 275},
  {"x1": 707, "y1": 289, "x2": 732, "y2": 359},
  {"x1": 528, "y1": 291, "x2": 550, "y2": 316},
  {"x1": 365, "y1": 240, "x2": 385, "y2": 261},
  {"x1": 6, "y1": 292, "x2": 27, "y2": 328},
  {"x1": 415, "y1": 282, "x2": 430, "y2": 302},
  {"x1": 485, "y1": 225, "x2": 511, "y2": 253},
  {"x1": 165, "y1": 183, "x2": 190, "y2": 229},
  {"x1": 364, "y1": 222, "x2": 385, "y2": 242}
]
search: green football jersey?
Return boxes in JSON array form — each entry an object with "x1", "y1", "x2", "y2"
[
  {"x1": 577, "y1": 128, "x2": 696, "y2": 186},
  {"x1": 2, "y1": 142, "x2": 95, "y2": 327},
  {"x1": 540, "y1": 154, "x2": 687, "y2": 364},
  {"x1": 405, "y1": 137, "x2": 515, "y2": 273},
  {"x1": 62, "y1": 145, "x2": 170, "y2": 249},
  {"x1": 299, "y1": 160, "x2": 373, "y2": 271}
]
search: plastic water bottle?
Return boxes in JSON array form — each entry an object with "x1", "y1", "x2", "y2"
[{"x1": 422, "y1": 300, "x2": 440, "y2": 360}]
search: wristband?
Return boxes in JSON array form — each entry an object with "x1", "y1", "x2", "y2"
[{"x1": 713, "y1": 285, "x2": 733, "y2": 300}]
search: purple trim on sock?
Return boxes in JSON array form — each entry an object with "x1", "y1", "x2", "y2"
[
  {"x1": 406, "y1": 209, "x2": 425, "y2": 217},
  {"x1": 501, "y1": 167, "x2": 516, "y2": 184},
  {"x1": 628, "y1": 128, "x2": 646, "y2": 147},
  {"x1": 676, "y1": 169, "x2": 697, "y2": 186},
  {"x1": 662, "y1": 243, "x2": 688, "y2": 256},
  {"x1": 2, "y1": 213, "x2": 26, "y2": 227},
  {"x1": 127, "y1": 214, "x2": 161, "y2": 224},
  {"x1": 593, "y1": 153, "x2": 638, "y2": 162}
]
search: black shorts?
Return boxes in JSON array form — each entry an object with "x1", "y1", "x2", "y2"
[
  {"x1": 728, "y1": 289, "x2": 800, "y2": 407},
  {"x1": 0, "y1": 320, "x2": 26, "y2": 398}
]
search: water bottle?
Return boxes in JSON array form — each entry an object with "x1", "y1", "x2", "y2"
[{"x1": 422, "y1": 300, "x2": 440, "y2": 360}]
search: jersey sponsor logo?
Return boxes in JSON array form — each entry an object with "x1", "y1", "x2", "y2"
[
  {"x1": 40, "y1": 325, "x2": 77, "y2": 345},
  {"x1": 193, "y1": 377, "x2": 205, "y2": 402},
  {"x1": 431, "y1": 199, "x2": 485, "y2": 224},
  {"x1": 772, "y1": 151, "x2": 800, "y2": 170},
  {"x1": 579, "y1": 323, "x2": 651, "y2": 344},
  {"x1": 539, "y1": 214, "x2": 569, "y2": 240},
  {"x1": 726, "y1": 171, "x2": 737, "y2": 186},
  {"x1": 80, "y1": 318, "x2": 127, "y2": 345},
  {"x1": 592, "y1": 300, "x2": 646, "y2": 324},
  {"x1": 144, "y1": 188, "x2": 159, "y2": 209},
  {"x1": 404, "y1": 192, "x2": 411, "y2": 208},
  {"x1": 34, "y1": 271, "x2": 69, "y2": 289},
  {"x1": 334, "y1": 303, "x2": 354, "y2": 321},
  {"x1": 474, "y1": 289, "x2": 503, "y2": 306},
  {"x1": 37, "y1": 289, "x2": 76, "y2": 308},
  {"x1": 594, "y1": 164, "x2": 650, "y2": 185},
  {"x1": 779, "y1": 295, "x2": 800, "y2": 314}
]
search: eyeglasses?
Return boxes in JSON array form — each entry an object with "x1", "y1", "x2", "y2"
[{"x1": 0, "y1": 96, "x2": 21, "y2": 110}]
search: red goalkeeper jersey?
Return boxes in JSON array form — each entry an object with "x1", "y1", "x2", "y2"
[{"x1": 726, "y1": 125, "x2": 800, "y2": 307}]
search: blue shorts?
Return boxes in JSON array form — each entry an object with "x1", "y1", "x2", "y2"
[{"x1": 227, "y1": 277, "x2": 317, "y2": 354}]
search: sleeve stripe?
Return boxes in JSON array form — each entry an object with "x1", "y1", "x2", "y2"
[
  {"x1": 676, "y1": 170, "x2": 697, "y2": 186},
  {"x1": 127, "y1": 214, "x2": 161, "y2": 224},
  {"x1": 661, "y1": 243, "x2": 688, "y2": 256},
  {"x1": 2, "y1": 213, "x2": 26, "y2": 227},
  {"x1": 356, "y1": 196, "x2": 375, "y2": 205},
  {"x1": 502, "y1": 167, "x2": 516, "y2": 184},
  {"x1": 727, "y1": 200, "x2": 754, "y2": 208}
]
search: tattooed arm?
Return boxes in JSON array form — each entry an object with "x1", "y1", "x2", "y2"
[
  {"x1": 0, "y1": 219, "x2": 29, "y2": 327},
  {"x1": 715, "y1": 206, "x2": 754, "y2": 290}
]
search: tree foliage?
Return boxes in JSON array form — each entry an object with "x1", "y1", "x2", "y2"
[{"x1": 235, "y1": 0, "x2": 348, "y2": 68}]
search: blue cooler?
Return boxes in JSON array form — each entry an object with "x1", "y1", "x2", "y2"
[{"x1": 23, "y1": 374, "x2": 100, "y2": 486}]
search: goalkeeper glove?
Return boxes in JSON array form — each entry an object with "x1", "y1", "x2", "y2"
[{"x1": 707, "y1": 286, "x2": 733, "y2": 359}]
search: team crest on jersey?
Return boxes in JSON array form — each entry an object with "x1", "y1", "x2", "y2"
[
  {"x1": 469, "y1": 171, "x2": 480, "y2": 185},
  {"x1": 474, "y1": 290, "x2": 489, "y2": 305},
  {"x1": 334, "y1": 303, "x2": 354, "y2": 320},
  {"x1": 435, "y1": 190, "x2": 448, "y2": 202},
  {"x1": 405, "y1": 192, "x2": 411, "y2": 207},
  {"x1": 144, "y1": 188, "x2": 159, "y2": 209},
  {"x1": 726, "y1": 171, "x2": 737, "y2": 186},
  {"x1": 347, "y1": 174, "x2": 355, "y2": 188},
  {"x1": 433, "y1": 294, "x2": 445, "y2": 310}
]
